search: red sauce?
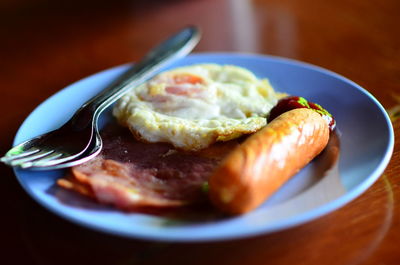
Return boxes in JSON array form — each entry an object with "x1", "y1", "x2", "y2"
[{"x1": 268, "y1": 96, "x2": 336, "y2": 131}]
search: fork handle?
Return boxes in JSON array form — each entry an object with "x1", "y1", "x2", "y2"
[{"x1": 70, "y1": 26, "x2": 200, "y2": 129}]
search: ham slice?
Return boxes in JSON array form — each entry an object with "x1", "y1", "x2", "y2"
[{"x1": 57, "y1": 124, "x2": 239, "y2": 211}]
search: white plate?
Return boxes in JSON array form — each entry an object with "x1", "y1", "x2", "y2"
[{"x1": 13, "y1": 53, "x2": 394, "y2": 242}]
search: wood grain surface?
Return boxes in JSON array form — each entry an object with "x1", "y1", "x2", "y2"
[{"x1": 1, "y1": 0, "x2": 399, "y2": 264}]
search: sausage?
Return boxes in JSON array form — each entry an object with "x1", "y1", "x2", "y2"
[{"x1": 208, "y1": 108, "x2": 330, "y2": 215}]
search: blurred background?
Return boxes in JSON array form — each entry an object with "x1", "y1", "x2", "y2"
[{"x1": 1, "y1": 0, "x2": 398, "y2": 119}]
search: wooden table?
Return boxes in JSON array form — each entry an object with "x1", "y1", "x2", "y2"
[{"x1": 1, "y1": 0, "x2": 399, "y2": 264}]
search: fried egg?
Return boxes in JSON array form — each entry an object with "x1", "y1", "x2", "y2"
[{"x1": 113, "y1": 64, "x2": 283, "y2": 150}]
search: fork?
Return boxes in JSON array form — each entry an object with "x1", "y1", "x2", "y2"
[{"x1": 1, "y1": 26, "x2": 201, "y2": 170}]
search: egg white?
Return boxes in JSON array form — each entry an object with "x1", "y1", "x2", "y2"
[{"x1": 113, "y1": 64, "x2": 283, "y2": 150}]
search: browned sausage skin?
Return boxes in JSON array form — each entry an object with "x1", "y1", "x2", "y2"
[{"x1": 208, "y1": 108, "x2": 330, "y2": 215}]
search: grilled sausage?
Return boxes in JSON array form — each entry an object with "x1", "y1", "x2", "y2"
[{"x1": 208, "y1": 108, "x2": 330, "y2": 214}]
